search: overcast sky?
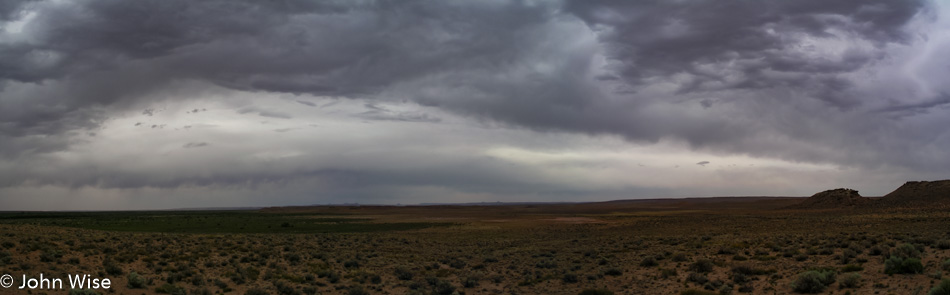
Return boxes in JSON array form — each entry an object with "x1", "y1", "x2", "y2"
[{"x1": 2, "y1": 0, "x2": 950, "y2": 210}]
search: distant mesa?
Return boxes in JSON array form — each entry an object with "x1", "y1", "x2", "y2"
[
  {"x1": 879, "y1": 179, "x2": 950, "y2": 207},
  {"x1": 790, "y1": 188, "x2": 868, "y2": 209},
  {"x1": 791, "y1": 179, "x2": 950, "y2": 210}
]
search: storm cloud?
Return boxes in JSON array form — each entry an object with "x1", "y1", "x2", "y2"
[{"x1": 2, "y1": 0, "x2": 950, "y2": 209}]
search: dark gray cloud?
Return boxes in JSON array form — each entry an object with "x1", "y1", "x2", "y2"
[
  {"x1": 550, "y1": 0, "x2": 950, "y2": 171},
  {"x1": 182, "y1": 142, "x2": 208, "y2": 148},
  {"x1": 1, "y1": 0, "x2": 949, "y2": 200},
  {"x1": 874, "y1": 93, "x2": 950, "y2": 118},
  {"x1": 0, "y1": 0, "x2": 31, "y2": 21},
  {"x1": 237, "y1": 106, "x2": 292, "y2": 119},
  {"x1": 355, "y1": 103, "x2": 441, "y2": 123},
  {"x1": 564, "y1": 0, "x2": 929, "y2": 103},
  {"x1": 295, "y1": 100, "x2": 316, "y2": 107},
  {"x1": 0, "y1": 0, "x2": 552, "y2": 141}
]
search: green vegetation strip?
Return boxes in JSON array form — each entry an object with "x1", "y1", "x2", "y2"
[{"x1": 0, "y1": 211, "x2": 452, "y2": 234}]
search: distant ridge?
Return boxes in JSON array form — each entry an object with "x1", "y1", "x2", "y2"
[
  {"x1": 880, "y1": 179, "x2": 950, "y2": 207},
  {"x1": 788, "y1": 188, "x2": 869, "y2": 209}
]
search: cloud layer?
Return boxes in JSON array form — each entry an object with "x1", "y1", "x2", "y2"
[{"x1": 2, "y1": 0, "x2": 950, "y2": 209}]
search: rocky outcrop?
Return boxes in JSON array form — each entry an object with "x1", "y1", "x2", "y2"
[
  {"x1": 789, "y1": 188, "x2": 869, "y2": 209},
  {"x1": 880, "y1": 180, "x2": 950, "y2": 207}
]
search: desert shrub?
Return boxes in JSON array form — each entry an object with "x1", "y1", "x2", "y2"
[
  {"x1": 689, "y1": 259, "x2": 715, "y2": 273},
  {"x1": 229, "y1": 272, "x2": 246, "y2": 285},
  {"x1": 604, "y1": 268, "x2": 622, "y2": 276},
  {"x1": 687, "y1": 272, "x2": 708, "y2": 284},
  {"x1": 883, "y1": 242, "x2": 925, "y2": 274},
  {"x1": 39, "y1": 250, "x2": 62, "y2": 262},
  {"x1": 191, "y1": 274, "x2": 205, "y2": 286},
  {"x1": 127, "y1": 272, "x2": 147, "y2": 289},
  {"x1": 285, "y1": 253, "x2": 301, "y2": 264},
  {"x1": 408, "y1": 280, "x2": 425, "y2": 290},
  {"x1": 732, "y1": 265, "x2": 772, "y2": 276},
  {"x1": 640, "y1": 256, "x2": 658, "y2": 267},
  {"x1": 930, "y1": 279, "x2": 950, "y2": 295},
  {"x1": 660, "y1": 268, "x2": 677, "y2": 279},
  {"x1": 680, "y1": 289, "x2": 717, "y2": 295},
  {"x1": 273, "y1": 280, "x2": 300, "y2": 295},
  {"x1": 370, "y1": 274, "x2": 381, "y2": 284},
  {"x1": 535, "y1": 259, "x2": 557, "y2": 269},
  {"x1": 891, "y1": 243, "x2": 922, "y2": 259},
  {"x1": 718, "y1": 284, "x2": 733, "y2": 294},
  {"x1": 841, "y1": 264, "x2": 863, "y2": 272},
  {"x1": 579, "y1": 289, "x2": 614, "y2": 295},
  {"x1": 327, "y1": 271, "x2": 340, "y2": 284},
  {"x1": 847, "y1": 242, "x2": 864, "y2": 253},
  {"x1": 245, "y1": 289, "x2": 269, "y2": 295},
  {"x1": 791, "y1": 269, "x2": 836, "y2": 293},
  {"x1": 347, "y1": 286, "x2": 369, "y2": 295},
  {"x1": 839, "y1": 273, "x2": 861, "y2": 288},
  {"x1": 394, "y1": 266, "x2": 414, "y2": 280},
  {"x1": 562, "y1": 273, "x2": 579, "y2": 283},
  {"x1": 672, "y1": 253, "x2": 689, "y2": 262},
  {"x1": 533, "y1": 251, "x2": 556, "y2": 258},
  {"x1": 449, "y1": 259, "x2": 467, "y2": 269},
  {"x1": 783, "y1": 248, "x2": 800, "y2": 257},
  {"x1": 838, "y1": 249, "x2": 857, "y2": 264},
  {"x1": 433, "y1": 280, "x2": 456, "y2": 295},
  {"x1": 102, "y1": 259, "x2": 123, "y2": 276},
  {"x1": 885, "y1": 256, "x2": 923, "y2": 274},
  {"x1": 794, "y1": 254, "x2": 808, "y2": 262},
  {"x1": 343, "y1": 259, "x2": 360, "y2": 268},
  {"x1": 732, "y1": 272, "x2": 749, "y2": 284},
  {"x1": 913, "y1": 237, "x2": 935, "y2": 246},
  {"x1": 804, "y1": 248, "x2": 818, "y2": 255},
  {"x1": 461, "y1": 276, "x2": 479, "y2": 288},
  {"x1": 166, "y1": 270, "x2": 191, "y2": 284},
  {"x1": 942, "y1": 259, "x2": 950, "y2": 272},
  {"x1": 244, "y1": 267, "x2": 260, "y2": 281},
  {"x1": 155, "y1": 283, "x2": 186, "y2": 295},
  {"x1": 869, "y1": 245, "x2": 884, "y2": 256},
  {"x1": 0, "y1": 250, "x2": 13, "y2": 265},
  {"x1": 213, "y1": 279, "x2": 229, "y2": 290},
  {"x1": 731, "y1": 265, "x2": 772, "y2": 285},
  {"x1": 717, "y1": 247, "x2": 737, "y2": 255},
  {"x1": 68, "y1": 290, "x2": 101, "y2": 295},
  {"x1": 700, "y1": 279, "x2": 723, "y2": 291}
]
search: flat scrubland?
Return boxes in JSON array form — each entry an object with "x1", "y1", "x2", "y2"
[{"x1": 2, "y1": 197, "x2": 950, "y2": 295}]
